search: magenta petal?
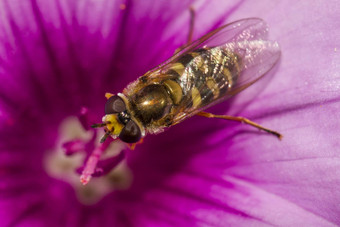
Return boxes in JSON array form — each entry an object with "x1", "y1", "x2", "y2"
[
  {"x1": 128, "y1": 172, "x2": 334, "y2": 226},
  {"x1": 0, "y1": 0, "x2": 340, "y2": 226},
  {"x1": 123, "y1": 0, "x2": 340, "y2": 225}
]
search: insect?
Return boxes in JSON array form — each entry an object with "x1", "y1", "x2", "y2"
[{"x1": 93, "y1": 16, "x2": 282, "y2": 145}]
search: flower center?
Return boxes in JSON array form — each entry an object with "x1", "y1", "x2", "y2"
[{"x1": 44, "y1": 109, "x2": 132, "y2": 205}]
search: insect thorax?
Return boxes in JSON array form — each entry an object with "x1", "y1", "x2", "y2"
[
  {"x1": 124, "y1": 47, "x2": 241, "y2": 133},
  {"x1": 129, "y1": 84, "x2": 173, "y2": 126}
]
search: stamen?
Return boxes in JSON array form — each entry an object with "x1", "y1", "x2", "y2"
[
  {"x1": 80, "y1": 137, "x2": 113, "y2": 185},
  {"x1": 60, "y1": 107, "x2": 128, "y2": 187},
  {"x1": 92, "y1": 150, "x2": 125, "y2": 177},
  {"x1": 62, "y1": 139, "x2": 86, "y2": 156},
  {"x1": 75, "y1": 150, "x2": 125, "y2": 177}
]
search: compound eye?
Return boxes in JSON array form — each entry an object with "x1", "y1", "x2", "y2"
[
  {"x1": 105, "y1": 95, "x2": 126, "y2": 114},
  {"x1": 119, "y1": 120, "x2": 141, "y2": 143}
]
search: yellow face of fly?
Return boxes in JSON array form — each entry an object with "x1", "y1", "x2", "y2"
[
  {"x1": 98, "y1": 93, "x2": 143, "y2": 143},
  {"x1": 103, "y1": 114, "x2": 124, "y2": 137}
]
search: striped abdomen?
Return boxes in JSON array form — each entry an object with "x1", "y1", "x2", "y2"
[
  {"x1": 127, "y1": 47, "x2": 241, "y2": 130},
  {"x1": 164, "y1": 48, "x2": 241, "y2": 121}
]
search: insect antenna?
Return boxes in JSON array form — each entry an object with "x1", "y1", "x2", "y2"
[
  {"x1": 90, "y1": 122, "x2": 114, "y2": 143},
  {"x1": 91, "y1": 122, "x2": 111, "y2": 128}
]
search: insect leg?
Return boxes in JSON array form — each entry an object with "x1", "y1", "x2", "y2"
[
  {"x1": 127, "y1": 138, "x2": 144, "y2": 150},
  {"x1": 174, "y1": 7, "x2": 196, "y2": 54},
  {"x1": 187, "y1": 6, "x2": 195, "y2": 45},
  {"x1": 197, "y1": 111, "x2": 283, "y2": 140}
]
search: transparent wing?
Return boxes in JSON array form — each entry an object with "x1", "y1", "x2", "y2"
[
  {"x1": 141, "y1": 18, "x2": 270, "y2": 82},
  {"x1": 124, "y1": 18, "x2": 280, "y2": 129},
  {"x1": 169, "y1": 19, "x2": 281, "y2": 124}
]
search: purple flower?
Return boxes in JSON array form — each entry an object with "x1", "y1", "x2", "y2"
[{"x1": 1, "y1": 0, "x2": 339, "y2": 226}]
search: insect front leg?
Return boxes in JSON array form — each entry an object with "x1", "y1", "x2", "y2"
[
  {"x1": 197, "y1": 111, "x2": 283, "y2": 140},
  {"x1": 127, "y1": 138, "x2": 144, "y2": 150}
]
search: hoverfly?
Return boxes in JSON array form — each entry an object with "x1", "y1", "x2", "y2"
[{"x1": 93, "y1": 17, "x2": 282, "y2": 145}]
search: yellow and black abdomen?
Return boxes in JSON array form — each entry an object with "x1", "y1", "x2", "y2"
[
  {"x1": 178, "y1": 48, "x2": 240, "y2": 108},
  {"x1": 165, "y1": 47, "x2": 241, "y2": 124},
  {"x1": 126, "y1": 47, "x2": 241, "y2": 131}
]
